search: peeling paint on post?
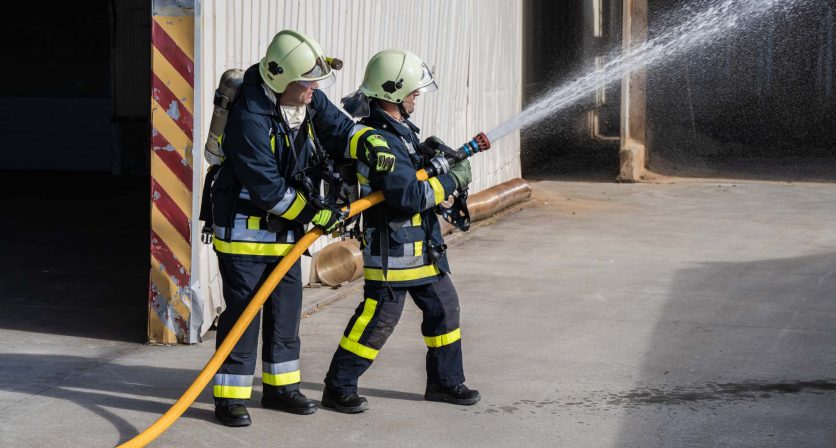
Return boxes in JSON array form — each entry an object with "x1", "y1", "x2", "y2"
[{"x1": 149, "y1": 0, "x2": 196, "y2": 344}]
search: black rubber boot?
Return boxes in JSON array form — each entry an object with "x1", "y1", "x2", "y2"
[
  {"x1": 214, "y1": 399, "x2": 252, "y2": 427},
  {"x1": 320, "y1": 387, "x2": 369, "y2": 413},
  {"x1": 424, "y1": 383, "x2": 481, "y2": 406},
  {"x1": 261, "y1": 389, "x2": 317, "y2": 415}
]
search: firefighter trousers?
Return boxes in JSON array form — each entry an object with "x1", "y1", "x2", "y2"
[
  {"x1": 213, "y1": 257, "x2": 303, "y2": 403},
  {"x1": 324, "y1": 274, "x2": 465, "y2": 395}
]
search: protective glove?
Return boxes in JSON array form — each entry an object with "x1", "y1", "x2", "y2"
[
  {"x1": 311, "y1": 209, "x2": 343, "y2": 233},
  {"x1": 448, "y1": 159, "x2": 472, "y2": 189},
  {"x1": 419, "y1": 136, "x2": 445, "y2": 157}
]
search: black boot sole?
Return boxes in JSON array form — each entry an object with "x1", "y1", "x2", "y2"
[
  {"x1": 320, "y1": 396, "x2": 369, "y2": 414},
  {"x1": 424, "y1": 393, "x2": 481, "y2": 406},
  {"x1": 261, "y1": 399, "x2": 318, "y2": 415}
]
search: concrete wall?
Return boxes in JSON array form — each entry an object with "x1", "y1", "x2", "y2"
[{"x1": 191, "y1": 0, "x2": 523, "y2": 337}]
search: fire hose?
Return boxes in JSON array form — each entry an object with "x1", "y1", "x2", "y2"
[{"x1": 117, "y1": 133, "x2": 490, "y2": 447}]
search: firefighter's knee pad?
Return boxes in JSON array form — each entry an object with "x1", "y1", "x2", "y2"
[{"x1": 364, "y1": 299, "x2": 405, "y2": 349}]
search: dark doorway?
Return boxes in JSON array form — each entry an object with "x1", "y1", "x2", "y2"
[
  {"x1": 0, "y1": 1, "x2": 151, "y2": 342},
  {"x1": 521, "y1": 0, "x2": 622, "y2": 181}
]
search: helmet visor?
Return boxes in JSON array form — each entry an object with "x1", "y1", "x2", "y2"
[
  {"x1": 297, "y1": 71, "x2": 336, "y2": 90},
  {"x1": 415, "y1": 63, "x2": 438, "y2": 92},
  {"x1": 296, "y1": 56, "x2": 336, "y2": 89}
]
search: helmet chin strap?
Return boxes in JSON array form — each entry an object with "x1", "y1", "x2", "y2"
[{"x1": 398, "y1": 102, "x2": 410, "y2": 120}]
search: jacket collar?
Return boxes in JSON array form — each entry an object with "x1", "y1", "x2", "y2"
[
  {"x1": 241, "y1": 64, "x2": 279, "y2": 117},
  {"x1": 363, "y1": 101, "x2": 420, "y2": 137}
]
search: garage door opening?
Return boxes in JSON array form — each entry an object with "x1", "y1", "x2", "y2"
[{"x1": 0, "y1": 1, "x2": 151, "y2": 342}]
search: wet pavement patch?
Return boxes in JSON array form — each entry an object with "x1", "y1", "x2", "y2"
[{"x1": 472, "y1": 379, "x2": 836, "y2": 415}]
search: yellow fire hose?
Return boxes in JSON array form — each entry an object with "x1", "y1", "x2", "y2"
[{"x1": 117, "y1": 169, "x2": 431, "y2": 448}]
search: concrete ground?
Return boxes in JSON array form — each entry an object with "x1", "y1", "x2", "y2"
[{"x1": 2, "y1": 179, "x2": 836, "y2": 447}]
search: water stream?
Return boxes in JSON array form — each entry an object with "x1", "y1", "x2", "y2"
[{"x1": 485, "y1": 0, "x2": 803, "y2": 144}]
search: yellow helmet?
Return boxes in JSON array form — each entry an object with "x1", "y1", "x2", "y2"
[
  {"x1": 359, "y1": 49, "x2": 437, "y2": 103},
  {"x1": 258, "y1": 30, "x2": 335, "y2": 93}
]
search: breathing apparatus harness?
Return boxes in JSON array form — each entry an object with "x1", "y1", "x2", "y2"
[{"x1": 276, "y1": 110, "x2": 353, "y2": 234}]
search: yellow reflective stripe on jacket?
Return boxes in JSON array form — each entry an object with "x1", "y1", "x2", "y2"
[
  {"x1": 340, "y1": 337, "x2": 379, "y2": 360},
  {"x1": 412, "y1": 213, "x2": 423, "y2": 256},
  {"x1": 364, "y1": 264, "x2": 441, "y2": 282},
  {"x1": 213, "y1": 385, "x2": 252, "y2": 399},
  {"x1": 349, "y1": 127, "x2": 374, "y2": 160},
  {"x1": 280, "y1": 192, "x2": 307, "y2": 220},
  {"x1": 270, "y1": 135, "x2": 276, "y2": 154},
  {"x1": 246, "y1": 216, "x2": 260, "y2": 230},
  {"x1": 263, "y1": 370, "x2": 301, "y2": 386},
  {"x1": 213, "y1": 239, "x2": 294, "y2": 257},
  {"x1": 339, "y1": 298, "x2": 379, "y2": 360},
  {"x1": 428, "y1": 177, "x2": 446, "y2": 205},
  {"x1": 424, "y1": 328, "x2": 461, "y2": 348}
]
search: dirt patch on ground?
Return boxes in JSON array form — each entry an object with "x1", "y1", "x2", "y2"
[{"x1": 529, "y1": 180, "x2": 633, "y2": 215}]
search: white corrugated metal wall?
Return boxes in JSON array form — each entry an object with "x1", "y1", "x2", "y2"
[{"x1": 192, "y1": 0, "x2": 522, "y2": 336}]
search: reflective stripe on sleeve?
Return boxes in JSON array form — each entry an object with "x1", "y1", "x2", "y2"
[
  {"x1": 279, "y1": 192, "x2": 308, "y2": 221},
  {"x1": 427, "y1": 177, "x2": 446, "y2": 205},
  {"x1": 348, "y1": 127, "x2": 374, "y2": 160},
  {"x1": 268, "y1": 187, "x2": 297, "y2": 216}
]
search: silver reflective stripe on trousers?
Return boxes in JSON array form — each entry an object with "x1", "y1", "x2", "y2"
[
  {"x1": 263, "y1": 360, "x2": 300, "y2": 374},
  {"x1": 214, "y1": 373, "x2": 254, "y2": 386}
]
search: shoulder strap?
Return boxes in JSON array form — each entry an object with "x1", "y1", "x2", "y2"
[{"x1": 198, "y1": 164, "x2": 222, "y2": 244}]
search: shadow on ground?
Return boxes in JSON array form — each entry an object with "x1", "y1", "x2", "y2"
[{"x1": 612, "y1": 252, "x2": 836, "y2": 446}]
